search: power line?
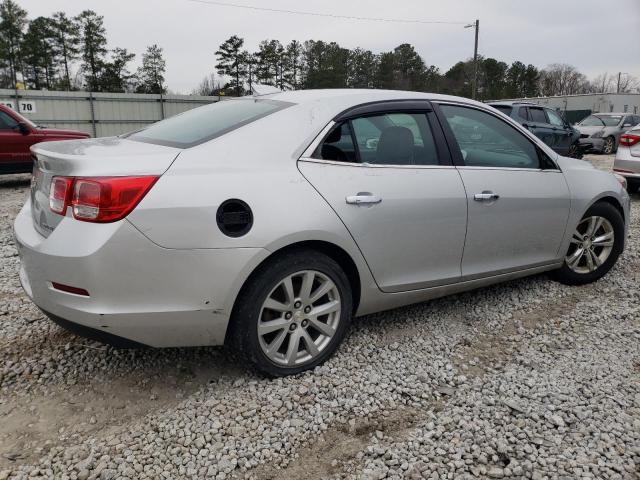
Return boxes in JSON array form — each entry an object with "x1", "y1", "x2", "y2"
[{"x1": 186, "y1": 0, "x2": 470, "y2": 25}]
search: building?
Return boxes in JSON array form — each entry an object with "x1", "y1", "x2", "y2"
[{"x1": 489, "y1": 93, "x2": 640, "y2": 124}]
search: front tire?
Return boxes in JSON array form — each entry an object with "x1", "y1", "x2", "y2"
[
  {"x1": 567, "y1": 142, "x2": 583, "y2": 159},
  {"x1": 552, "y1": 202, "x2": 624, "y2": 285},
  {"x1": 229, "y1": 249, "x2": 353, "y2": 376}
]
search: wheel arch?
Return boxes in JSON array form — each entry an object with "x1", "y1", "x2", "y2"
[
  {"x1": 225, "y1": 240, "x2": 362, "y2": 344},
  {"x1": 591, "y1": 195, "x2": 626, "y2": 224}
]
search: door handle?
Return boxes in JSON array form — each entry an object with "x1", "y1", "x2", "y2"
[
  {"x1": 346, "y1": 192, "x2": 382, "y2": 206},
  {"x1": 474, "y1": 191, "x2": 500, "y2": 202}
]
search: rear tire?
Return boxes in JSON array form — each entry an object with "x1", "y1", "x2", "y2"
[
  {"x1": 552, "y1": 202, "x2": 624, "y2": 285},
  {"x1": 603, "y1": 136, "x2": 616, "y2": 154},
  {"x1": 626, "y1": 179, "x2": 639, "y2": 194},
  {"x1": 228, "y1": 249, "x2": 353, "y2": 376}
]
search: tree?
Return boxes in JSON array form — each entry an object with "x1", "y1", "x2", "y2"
[
  {"x1": 0, "y1": 0, "x2": 28, "y2": 89},
  {"x1": 392, "y1": 43, "x2": 426, "y2": 91},
  {"x1": 191, "y1": 72, "x2": 222, "y2": 96},
  {"x1": 76, "y1": 10, "x2": 107, "y2": 91},
  {"x1": 282, "y1": 40, "x2": 303, "y2": 90},
  {"x1": 21, "y1": 16, "x2": 58, "y2": 90},
  {"x1": 481, "y1": 57, "x2": 507, "y2": 100},
  {"x1": 538, "y1": 64, "x2": 589, "y2": 96},
  {"x1": 215, "y1": 35, "x2": 246, "y2": 96},
  {"x1": 255, "y1": 39, "x2": 283, "y2": 87},
  {"x1": 51, "y1": 12, "x2": 80, "y2": 91},
  {"x1": 99, "y1": 47, "x2": 135, "y2": 92},
  {"x1": 136, "y1": 44, "x2": 166, "y2": 93},
  {"x1": 303, "y1": 40, "x2": 349, "y2": 89},
  {"x1": 348, "y1": 47, "x2": 377, "y2": 88}
]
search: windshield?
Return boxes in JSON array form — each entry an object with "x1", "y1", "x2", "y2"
[
  {"x1": 578, "y1": 116, "x2": 604, "y2": 127},
  {"x1": 579, "y1": 115, "x2": 622, "y2": 127},
  {"x1": 128, "y1": 98, "x2": 293, "y2": 148},
  {"x1": 7, "y1": 107, "x2": 38, "y2": 128},
  {"x1": 597, "y1": 115, "x2": 623, "y2": 126}
]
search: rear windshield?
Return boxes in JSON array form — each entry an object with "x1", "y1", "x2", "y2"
[{"x1": 127, "y1": 98, "x2": 292, "y2": 148}]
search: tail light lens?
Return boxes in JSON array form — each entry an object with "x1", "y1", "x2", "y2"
[
  {"x1": 49, "y1": 176, "x2": 159, "y2": 223},
  {"x1": 619, "y1": 133, "x2": 640, "y2": 147},
  {"x1": 49, "y1": 177, "x2": 73, "y2": 214}
]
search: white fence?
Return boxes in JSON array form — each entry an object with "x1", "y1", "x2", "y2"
[{"x1": 0, "y1": 89, "x2": 220, "y2": 137}]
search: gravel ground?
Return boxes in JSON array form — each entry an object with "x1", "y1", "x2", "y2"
[{"x1": 0, "y1": 154, "x2": 638, "y2": 480}]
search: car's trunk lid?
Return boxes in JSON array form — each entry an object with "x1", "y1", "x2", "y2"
[{"x1": 30, "y1": 137, "x2": 181, "y2": 237}]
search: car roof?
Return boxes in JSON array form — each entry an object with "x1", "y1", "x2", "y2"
[
  {"x1": 486, "y1": 101, "x2": 538, "y2": 107},
  {"x1": 253, "y1": 88, "x2": 489, "y2": 111}
]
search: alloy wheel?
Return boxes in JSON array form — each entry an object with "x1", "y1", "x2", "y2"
[
  {"x1": 603, "y1": 137, "x2": 615, "y2": 154},
  {"x1": 565, "y1": 216, "x2": 615, "y2": 274},
  {"x1": 257, "y1": 270, "x2": 341, "y2": 366}
]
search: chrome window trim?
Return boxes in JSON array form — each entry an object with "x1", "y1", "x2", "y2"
[
  {"x1": 298, "y1": 157, "x2": 456, "y2": 170},
  {"x1": 456, "y1": 165, "x2": 562, "y2": 173}
]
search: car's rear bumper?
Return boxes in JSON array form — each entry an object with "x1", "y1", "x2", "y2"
[
  {"x1": 14, "y1": 199, "x2": 269, "y2": 347},
  {"x1": 614, "y1": 147, "x2": 640, "y2": 182}
]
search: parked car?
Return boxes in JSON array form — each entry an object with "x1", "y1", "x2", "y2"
[
  {"x1": 613, "y1": 124, "x2": 640, "y2": 193},
  {"x1": 487, "y1": 101, "x2": 585, "y2": 158},
  {"x1": 0, "y1": 104, "x2": 90, "y2": 174},
  {"x1": 575, "y1": 113, "x2": 640, "y2": 154},
  {"x1": 15, "y1": 90, "x2": 630, "y2": 376}
]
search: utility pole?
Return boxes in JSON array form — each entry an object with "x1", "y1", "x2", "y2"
[
  {"x1": 465, "y1": 19, "x2": 480, "y2": 100},
  {"x1": 617, "y1": 72, "x2": 621, "y2": 93}
]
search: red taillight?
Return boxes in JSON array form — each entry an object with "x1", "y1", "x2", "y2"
[
  {"x1": 619, "y1": 133, "x2": 640, "y2": 147},
  {"x1": 49, "y1": 177, "x2": 73, "y2": 214},
  {"x1": 49, "y1": 176, "x2": 159, "y2": 223}
]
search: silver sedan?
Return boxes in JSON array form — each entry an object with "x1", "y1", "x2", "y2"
[{"x1": 14, "y1": 90, "x2": 631, "y2": 376}]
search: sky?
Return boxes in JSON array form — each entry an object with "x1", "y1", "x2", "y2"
[{"x1": 18, "y1": 0, "x2": 640, "y2": 94}]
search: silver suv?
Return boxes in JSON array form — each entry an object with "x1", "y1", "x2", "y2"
[{"x1": 576, "y1": 113, "x2": 640, "y2": 154}]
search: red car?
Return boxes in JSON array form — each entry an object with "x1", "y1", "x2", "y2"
[{"x1": 0, "y1": 104, "x2": 90, "y2": 174}]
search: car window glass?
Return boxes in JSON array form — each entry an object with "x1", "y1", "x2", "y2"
[
  {"x1": 127, "y1": 98, "x2": 292, "y2": 148},
  {"x1": 351, "y1": 112, "x2": 438, "y2": 165},
  {"x1": 546, "y1": 109, "x2": 565, "y2": 127},
  {"x1": 312, "y1": 122, "x2": 357, "y2": 162},
  {"x1": 518, "y1": 107, "x2": 529, "y2": 120},
  {"x1": 0, "y1": 111, "x2": 18, "y2": 130},
  {"x1": 599, "y1": 116, "x2": 622, "y2": 126},
  {"x1": 529, "y1": 108, "x2": 547, "y2": 124},
  {"x1": 440, "y1": 104, "x2": 540, "y2": 169},
  {"x1": 492, "y1": 105, "x2": 512, "y2": 116}
]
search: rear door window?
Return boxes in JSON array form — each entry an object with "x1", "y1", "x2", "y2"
[
  {"x1": 529, "y1": 108, "x2": 548, "y2": 124},
  {"x1": 314, "y1": 112, "x2": 440, "y2": 166},
  {"x1": 128, "y1": 98, "x2": 292, "y2": 148},
  {"x1": 492, "y1": 105, "x2": 512, "y2": 116}
]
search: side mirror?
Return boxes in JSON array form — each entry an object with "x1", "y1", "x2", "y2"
[{"x1": 16, "y1": 122, "x2": 30, "y2": 135}]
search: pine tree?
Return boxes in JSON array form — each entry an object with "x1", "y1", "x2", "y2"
[
  {"x1": 283, "y1": 40, "x2": 302, "y2": 90},
  {"x1": 0, "y1": 0, "x2": 28, "y2": 89},
  {"x1": 21, "y1": 16, "x2": 58, "y2": 90},
  {"x1": 76, "y1": 10, "x2": 107, "y2": 91},
  {"x1": 215, "y1": 35, "x2": 246, "y2": 96},
  {"x1": 136, "y1": 44, "x2": 166, "y2": 94},
  {"x1": 51, "y1": 12, "x2": 80, "y2": 91},
  {"x1": 99, "y1": 47, "x2": 135, "y2": 92}
]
